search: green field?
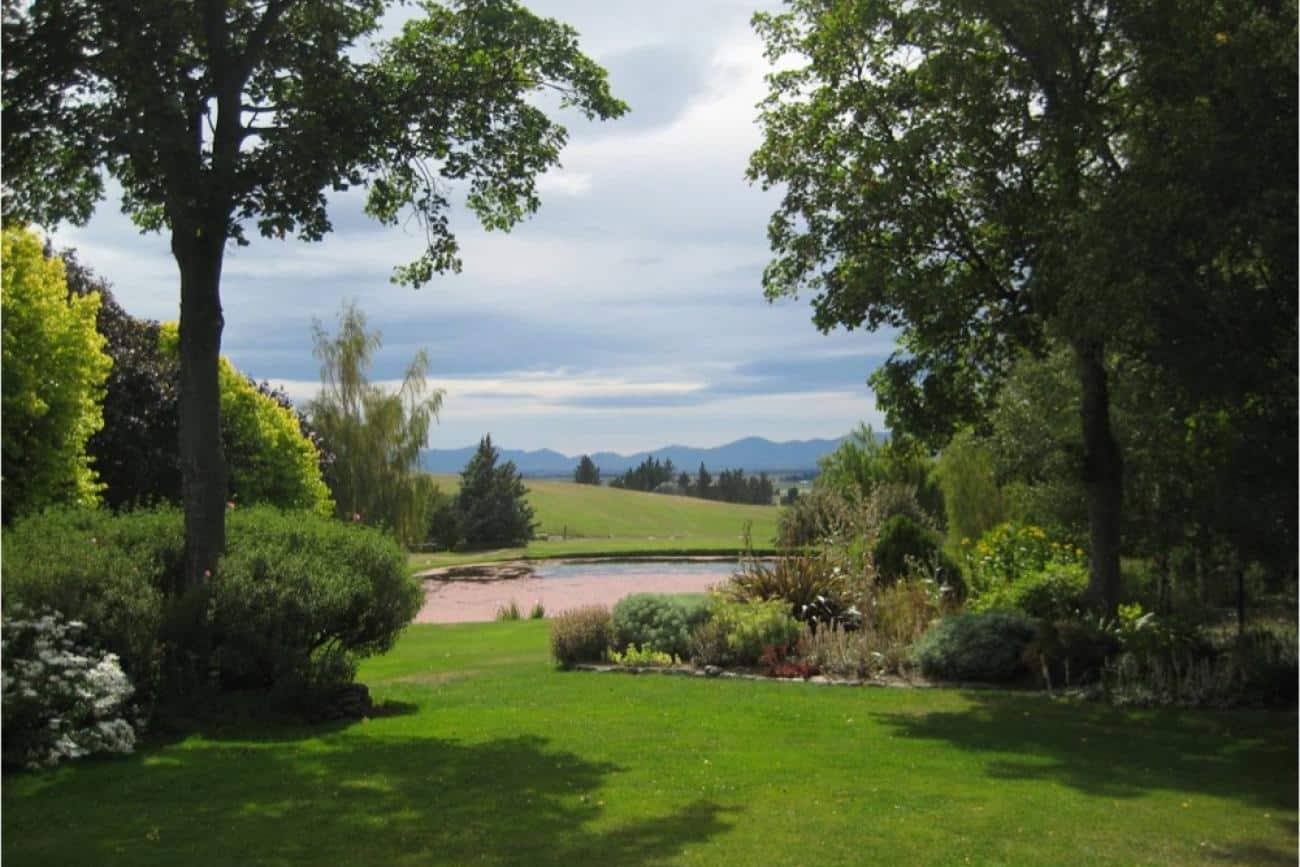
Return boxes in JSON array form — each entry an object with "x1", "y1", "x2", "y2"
[
  {"x1": 413, "y1": 476, "x2": 780, "y2": 569},
  {"x1": 4, "y1": 621, "x2": 1295, "y2": 866}
]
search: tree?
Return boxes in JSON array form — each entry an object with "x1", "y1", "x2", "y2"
[
  {"x1": 1, "y1": 227, "x2": 112, "y2": 519},
  {"x1": 934, "y1": 428, "x2": 1007, "y2": 547},
  {"x1": 307, "y1": 301, "x2": 441, "y2": 546},
  {"x1": 455, "y1": 435, "x2": 535, "y2": 548},
  {"x1": 748, "y1": 0, "x2": 1295, "y2": 611},
  {"x1": 573, "y1": 455, "x2": 600, "y2": 485},
  {"x1": 695, "y1": 463, "x2": 712, "y2": 500},
  {"x1": 3, "y1": 0, "x2": 626, "y2": 586}
]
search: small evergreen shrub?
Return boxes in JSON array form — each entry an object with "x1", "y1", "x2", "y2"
[
  {"x1": 970, "y1": 562, "x2": 1089, "y2": 619},
  {"x1": 549, "y1": 605, "x2": 613, "y2": 669},
  {"x1": 2, "y1": 608, "x2": 137, "y2": 770},
  {"x1": 871, "y1": 514, "x2": 946, "y2": 586},
  {"x1": 211, "y1": 506, "x2": 422, "y2": 691},
  {"x1": 911, "y1": 610, "x2": 1036, "y2": 682},
  {"x1": 611, "y1": 594, "x2": 693, "y2": 659}
]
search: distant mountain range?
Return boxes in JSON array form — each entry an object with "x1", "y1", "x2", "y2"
[{"x1": 419, "y1": 435, "x2": 853, "y2": 477}]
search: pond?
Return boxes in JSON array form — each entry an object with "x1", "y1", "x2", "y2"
[{"x1": 415, "y1": 559, "x2": 748, "y2": 624}]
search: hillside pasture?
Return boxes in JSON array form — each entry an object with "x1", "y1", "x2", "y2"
[{"x1": 413, "y1": 475, "x2": 779, "y2": 568}]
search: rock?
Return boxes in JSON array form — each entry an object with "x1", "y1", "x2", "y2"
[{"x1": 704, "y1": 665, "x2": 722, "y2": 678}]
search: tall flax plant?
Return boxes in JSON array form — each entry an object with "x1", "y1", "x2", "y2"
[{"x1": 308, "y1": 301, "x2": 444, "y2": 546}]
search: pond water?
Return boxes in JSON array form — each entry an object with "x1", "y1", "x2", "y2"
[{"x1": 415, "y1": 559, "x2": 747, "y2": 624}]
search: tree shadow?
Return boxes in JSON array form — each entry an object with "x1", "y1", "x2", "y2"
[
  {"x1": 7, "y1": 733, "x2": 737, "y2": 866},
  {"x1": 873, "y1": 692, "x2": 1296, "y2": 810}
]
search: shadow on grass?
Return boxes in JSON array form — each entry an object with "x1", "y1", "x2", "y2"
[
  {"x1": 7, "y1": 733, "x2": 736, "y2": 866},
  {"x1": 873, "y1": 692, "x2": 1297, "y2": 810}
]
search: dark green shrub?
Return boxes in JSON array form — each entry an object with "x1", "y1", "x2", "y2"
[
  {"x1": 971, "y1": 562, "x2": 1089, "y2": 619},
  {"x1": 911, "y1": 610, "x2": 1036, "y2": 682},
  {"x1": 211, "y1": 506, "x2": 422, "y2": 690},
  {"x1": 549, "y1": 605, "x2": 613, "y2": 668},
  {"x1": 1, "y1": 506, "x2": 183, "y2": 702},
  {"x1": 871, "y1": 514, "x2": 954, "y2": 587},
  {"x1": 611, "y1": 594, "x2": 692, "y2": 659}
]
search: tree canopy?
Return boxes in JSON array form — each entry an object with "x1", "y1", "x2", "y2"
[
  {"x1": 749, "y1": 0, "x2": 1296, "y2": 610},
  {"x1": 2, "y1": 0, "x2": 626, "y2": 585}
]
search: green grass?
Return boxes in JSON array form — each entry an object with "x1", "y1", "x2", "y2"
[
  {"x1": 4, "y1": 622, "x2": 1295, "y2": 866},
  {"x1": 413, "y1": 475, "x2": 779, "y2": 569}
]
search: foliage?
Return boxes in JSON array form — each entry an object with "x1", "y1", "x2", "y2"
[
  {"x1": 1, "y1": 506, "x2": 182, "y2": 701},
  {"x1": 63, "y1": 251, "x2": 183, "y2": 511},
  {"x1": 611, "y1": 594, "x2": 695, "y2": 660},
  {"x1": 307, "y1": 302, "x2": 440, "y2": 544},
  {"x1": 573, "y1": 455, "x2": 601, "y2": 485},
  {"x1": 63, "y1": 252, "x2": 333, "y2": 514},
  {"x1": 1023, "y1": 618, "x2": 1121, "y2": 689},
  {"x1": 686, "y1": 618, "x2": 734, "y2": 667},
  {"x1": 748, "y1": 0, "x2": 1296, "y2": 613},
  {"x1": 724, "y1": 551, "x2": 859, "y2": 629},
  {"x1": 962, "y1": 522, "x2": 1084, "y2": 597},
  {"x1": 548, "y1": 605, "x2": 612, "y2": 669},
  {"x1": 776, "y1": 486, "x2": 856, "y2": 548},
  {"x1": 970, "y1": 562, "x2": 1090, "y2": 621},
  {"x1": 911, "y1": 610, "x2": 1036, "y2": 683},
  {"x1": 795, "y1": 622, "x2": 877, "y2": 680},
  {"x1": 870, "y1": 515, "x2": 958, "y2": 588},
  {"x1": 815, "y1": 426, "x2": 942, "y2": 519},
  {"x1": 708, "y1": 598, "x2": 801, "y2": 667},
  {"x1": 607, "y1": 646, "x2": 674, "y2": 667},
  {"x1": 1, "y1": 608, "x2": 137, "y2": 770},
  {"x1": 528, "y1": 601, "x2": 546, "y2": 620},
  {"x1": 1, "y1": 228, "x2": 111, "y2": 518},
  {"x1": 866, "y1": 579, "x2": 954, "y2": 673},
  {"x1": 157, "y1": 324, "x2": 335, "y2": 516},
  {"x1": 935, "y1": 429, "x2": 1007, "y2": 548},
  {"x1": 495, "y1": 600, "x2": 522, "y2": 622},
  {"x1": 454, "y1": 435, "x2": 536, "y2": 549},
  {"x1": 608, "y1": 456, "x2": 676, "y2": 492},
  {"x1": 211, "y1": 506, "x2": 423, "y2": 691}
]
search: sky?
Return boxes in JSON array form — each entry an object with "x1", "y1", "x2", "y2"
[{"x1": 46, "y1": 0, "x2": 895, "y2": 455}]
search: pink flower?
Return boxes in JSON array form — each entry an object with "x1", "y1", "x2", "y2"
[
  {"x1": 203, "y1": 569, "x2": 212, "y2": 579},
  {"x1": 352, "y1": 513, "x2": 362, "y2": 522},
  {"x1": 226, "y1": 501, "x2": 237, "y2": 510}
]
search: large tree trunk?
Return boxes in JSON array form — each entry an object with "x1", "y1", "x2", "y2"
[
  {"x1": 1074, "y1": 342, "x2": 1123, "y2": 613},
  {"x1": 173, "y1": 226, "x2": 228, "y2": 591}
]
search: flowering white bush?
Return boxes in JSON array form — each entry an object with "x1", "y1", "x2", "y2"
[{"x1": 2, "y1": 607, "x2": 137, "y2": 769}]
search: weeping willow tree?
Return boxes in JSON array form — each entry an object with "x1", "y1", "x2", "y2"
[{"x1": 308, "y1": 301, "x2": 443, "y2": 546}]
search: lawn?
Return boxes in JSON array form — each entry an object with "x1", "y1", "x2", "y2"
[
  {"x1": 4, "y1": 622, "x2": 1295, "y2": 866},
  {"x1": 412, "y1": 476, "x2": 780, "y2": 569}
]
